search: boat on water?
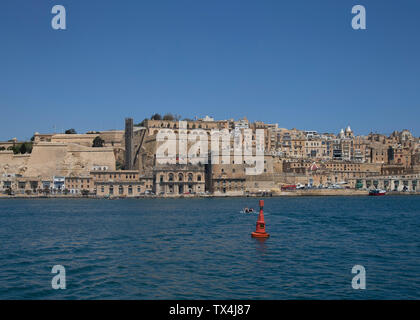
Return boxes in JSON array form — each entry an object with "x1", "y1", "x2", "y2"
[
  {"x1": 369, "y1": 189, "x2": 386, "y2": 196},
  {"x1": 241, "y1": 208, "x2": 255, "y2": 214}
]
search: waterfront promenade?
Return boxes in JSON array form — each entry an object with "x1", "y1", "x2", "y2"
[{"x1": 1, "y1": 189, "x2": 419, "y2": 199}]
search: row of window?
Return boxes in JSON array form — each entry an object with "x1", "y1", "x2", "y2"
[
  {"x1": 93, "y1": 174, "x2": 138, "y2": 180},
  {"x1": 100, "y1": 185, "x2": 152, "y2": 194}
]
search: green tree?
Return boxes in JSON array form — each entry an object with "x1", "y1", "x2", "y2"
[
  {"x1": 65, "y1": 128, "x2": 77, "y2": 134},
  {"x1": 92, "y1": 136, "x2": 105, "y2": 147},
  {"x1": 20, "y1": 143, "x2": 27, "y2": 154},
  {"x1": 11, "y1": 145, "x2": 20, "y2": 154},
  {"x1": 0, "y1": 147, "x2": 5, "y2": 151},
  {"x1": 137, "y1": 118, "x2": 148, "y2": 127},
  {"x1": 25, "y1": 142, "x2": 33, "y2": 154}
]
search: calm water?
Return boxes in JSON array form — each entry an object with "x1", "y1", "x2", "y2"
[{"x1": 0, "y1": 196, "x2": 419, "y2": 299}]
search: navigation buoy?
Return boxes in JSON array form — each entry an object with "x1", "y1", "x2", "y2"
[{"x1": 251, "y1": 200, "x2": 270, "y2": 238}]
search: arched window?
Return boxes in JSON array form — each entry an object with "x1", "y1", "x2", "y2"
[
  {"x1": 178, "y1": 173, "x2": 183, "y2": 181},
  {"x1": 188, "y1": 173, "x2": 193, "y2": 182},
  {"x1": 168, "y1": 173, "x2": 174, "y2": 181},
  {"x1": 118, "y1": 185, "x2": 124, "y2": 195},
  {"x1": 197, "y1": 175, "x2": 201, "y2": 181}
]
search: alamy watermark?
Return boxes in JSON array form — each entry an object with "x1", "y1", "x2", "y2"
[
  {"x1": 50, "y1": 5, "x2": 367, "y2": 31},
  {"x1": 51, "y1": 5, "x2": 66, "y2": 30},
  {"x1": 51, "y1": 265, "x2": 66, "y2": 289},
  {"x1": 155, "y1": 121, "x2": 265, "y2": 175},
  {"x1": 352, "y1": 265, "x2": 366, "y2": 290},
  {"x1": 352, "y1": 5, "x2": 366, "y2": 30}
]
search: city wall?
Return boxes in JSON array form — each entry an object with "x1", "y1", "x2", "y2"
[{"x1": 0, "y1": 143, "x2": 116, "y2": 178}]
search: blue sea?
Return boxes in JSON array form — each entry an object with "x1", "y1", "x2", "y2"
[{"x1": 0, "y1": 196, "x2": 419, "y2": 299}]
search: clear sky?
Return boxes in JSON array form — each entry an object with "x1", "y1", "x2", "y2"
[{"x1": 1, "y1": 0, "x2": 419, "y2": 141}]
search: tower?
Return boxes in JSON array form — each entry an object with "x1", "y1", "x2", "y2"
[{"x1": 125, "y1": 117, "x2": 134, "y2": 170}]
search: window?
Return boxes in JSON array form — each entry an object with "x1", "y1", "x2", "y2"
[{"x1": 197, "y1": 175, "x2": 201, "y2": 181}]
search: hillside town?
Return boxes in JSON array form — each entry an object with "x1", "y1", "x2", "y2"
[{"x1": 1, "y1": 114, "x2": 419, "y2": 197}]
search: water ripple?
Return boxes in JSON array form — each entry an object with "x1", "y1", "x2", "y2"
[{"x1": 0, "y1": 196, "x2": 419, "y2": 299}]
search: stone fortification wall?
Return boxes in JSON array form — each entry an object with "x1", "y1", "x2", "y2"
[{"x1": 0, "y1": 143, "x2": 115, "y2": 178}]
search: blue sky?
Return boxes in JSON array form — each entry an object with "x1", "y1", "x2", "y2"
[{"x1": 1, "y1": 0, "x2": 419, "y2": 140}]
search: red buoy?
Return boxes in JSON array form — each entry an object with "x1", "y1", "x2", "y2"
[{"x1": 251, "y1": 200, "x2": 270, "y2": 238}]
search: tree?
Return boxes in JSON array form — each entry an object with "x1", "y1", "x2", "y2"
[
  {"x1": 150, "y1": 113, "x2": 162, "y2": 120},
  {"x1": 7, "y1": 143, "x2": 33, "y2": 154},
  {"x1": 137, "y1": 118, "x2": 148, "y2": 127},
  {"x1": 11, "y1": 145, "x2": 20, "y2": 154},
  {"x1": 25, "y1": 142, "x2": 33, "y2": 154},
  {"x1": 92, "y1": 136, "x2": 105, "y2": 147},
  {"x1": 163, "y1": 113, "x2": 175, "y2": 121},
  {"x1": 0, "y1": 147, "x2": 5, "y2": 151},
  {"x1": 65, "y1": 129, "x2": 77, "y2": 134},
  {"x1": 81, "y1": 189, "x2": 89, "y2": 196},
  {"x1": 19, "y1": 143, "x2": 27, "y2": 154}
]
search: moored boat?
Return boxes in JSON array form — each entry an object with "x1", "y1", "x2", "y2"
[{"x1": 369, "y1": 189, "x2": 386, "y2": 196}]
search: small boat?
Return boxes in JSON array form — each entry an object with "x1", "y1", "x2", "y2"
[
  {"x1": 369, "y1": 189, "x2": 386, "y2": 196},
  {"x1": 241, "y1": 208, "x2": 255, "y2": 214}
]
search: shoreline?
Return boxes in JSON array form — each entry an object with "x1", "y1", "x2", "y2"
[{"x1": 1, "y1": 189, "x2": 419, "y2": 199}]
